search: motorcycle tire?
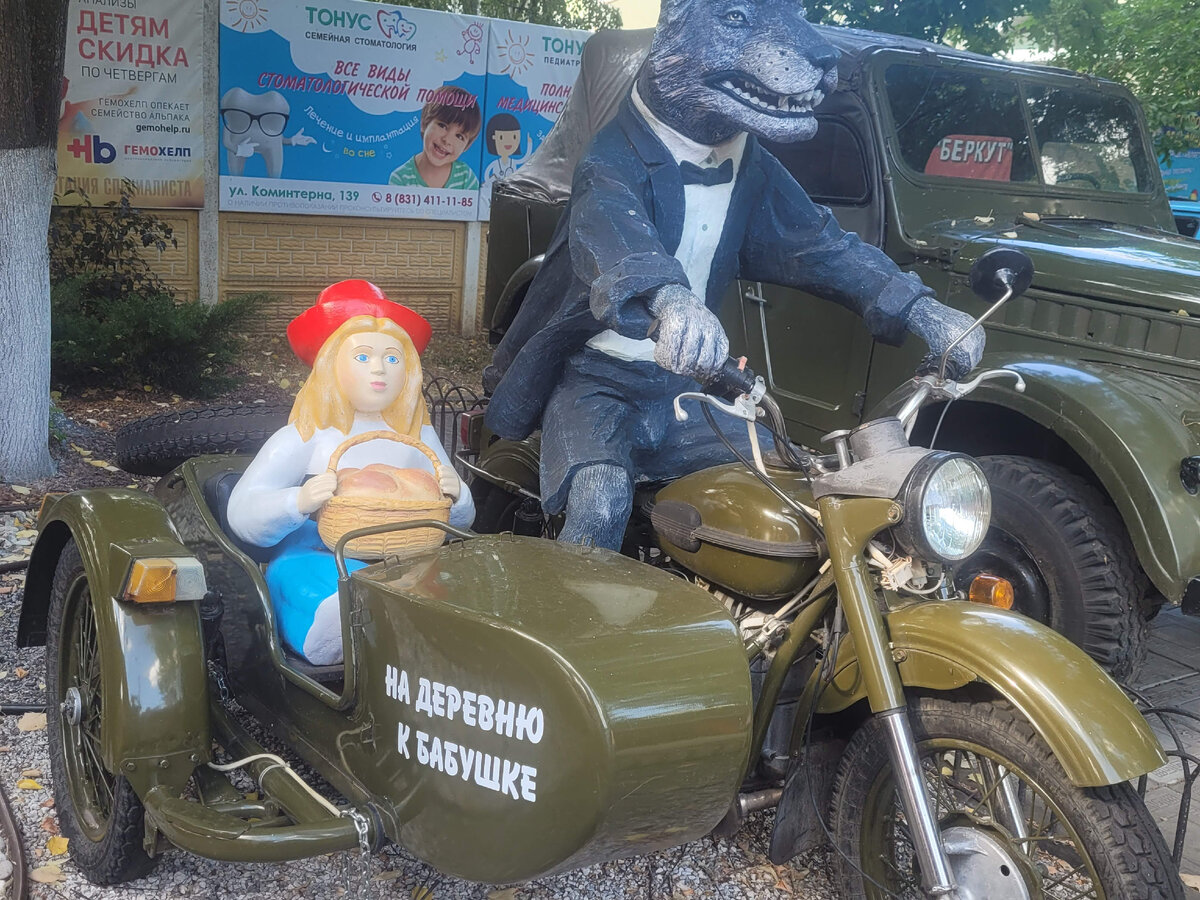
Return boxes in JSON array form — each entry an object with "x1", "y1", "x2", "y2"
[
  {"x1": 46, "y1": 541, "x2": 157, "y2": 884},
  {"x1": 961, "y1": 455, "x2": 1147, "y2": 681},
  {"x1": 115, "y1": 404, "x2": 291, "y2": 475},
  {"x1": 829, "y1": 694, "x2": 1183, "y2": 899}
]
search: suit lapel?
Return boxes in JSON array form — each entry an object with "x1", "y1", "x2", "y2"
[
  {"x1": 706, "y1": 135, "x2": 763, "y2": 304},
  {"x1": 617, "y1": 99, "x2": 685, "y2": 255}
]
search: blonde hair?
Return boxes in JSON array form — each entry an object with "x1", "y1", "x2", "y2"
[{"x1": 289, "y1": 315, "x2": 429, "y2": 441}]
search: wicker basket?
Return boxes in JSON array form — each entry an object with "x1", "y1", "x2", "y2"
[{"x1": 316, "y1": 430, "x2": 452, "y2": 558}]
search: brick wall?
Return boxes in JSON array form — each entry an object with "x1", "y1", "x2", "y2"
[
  {"x1": 140, "y1": 210, "x2": 199, "y2": 302},
  {"x1": 218, "y1": 212, "x2": 466, "y2": 336}
]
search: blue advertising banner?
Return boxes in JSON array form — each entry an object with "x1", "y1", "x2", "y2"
[
  {"x1": 219, "y1": 0, "x2": 487, "y2": 219},
  {"x1": 1162, "y1": 150, "x2": 1200, "y2": 201},
  {"x1": 478, "y1": 20, "x2": 589, "y2": 219}
]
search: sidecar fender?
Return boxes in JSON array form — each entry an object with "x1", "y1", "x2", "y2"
[
  {"x1": 20, "y1": 489, "x2": 211, "y2": 795},
  {"x1": 816, "y1": 601, "x2": 1165, "y2": 786}
]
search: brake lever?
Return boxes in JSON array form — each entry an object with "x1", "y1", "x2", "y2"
[
  {"x1": 898, "y1": 368, "x2": 1026, "y2": 432},
  {"x1": 941, "y1": 368, "x2": 1027, "y2": 400},
  {"x1": 674, "y1": 388, "x2": 762, "y2": 423}
]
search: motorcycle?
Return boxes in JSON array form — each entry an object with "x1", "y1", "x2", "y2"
[
  {"x1": 18, "y1": 250, "x2": 1181, "y2": 898},
  {"x1": 461, "y1": 247, "x2": 1184, "y2": 898}
]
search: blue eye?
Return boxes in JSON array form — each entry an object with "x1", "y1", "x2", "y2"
[
  {"x1": 355, "y1": 353, "x2": 369, "y2": 363},
  {"x1": 385, "y1": 354, "x2": 400, "y2": 365}
]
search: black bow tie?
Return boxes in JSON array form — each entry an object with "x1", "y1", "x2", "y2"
[{"x1": 679, "y1": 158, "x2": 734, "y2": 187}]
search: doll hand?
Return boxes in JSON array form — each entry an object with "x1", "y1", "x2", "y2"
[
  {"x1": 437, "y1": 465, "x2": 461, "y2": 500},
  {"x1": 647, "y1": 284, "x2": 729, "y2": 381},
  {"x1": 298, "y1": 472, "x2": 338, "y2": 515},
  {"x1": 906, "y1": 296, "x2": 985, "y2": 381}
]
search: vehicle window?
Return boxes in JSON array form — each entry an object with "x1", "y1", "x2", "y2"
[
  {"x1": 1025, "y1": 86, "x2": 1152, "y2": 193},
  {"x1": 762, "y1": 118, "x2": 870, "y2": 205},
  {"x1": 884, "y1": 64, "x2": 1037, "y2": 184}
]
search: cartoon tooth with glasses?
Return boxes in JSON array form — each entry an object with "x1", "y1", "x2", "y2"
[{"x1": 220, "y1": 87, "x2": 316, "y2": 178}]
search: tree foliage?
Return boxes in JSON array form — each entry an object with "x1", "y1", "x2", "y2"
[
  {"x1": 364, "y1": 0, "x2": 620, "y2": 30},
  {"x1": 807, "y1": 0, "x2": 1049, "y2": 55},
  {"x1": 1025, "y1": 0, "x2": 1200, "y2": 161}
]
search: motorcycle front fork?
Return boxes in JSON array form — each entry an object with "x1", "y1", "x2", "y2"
[{"x1": 820, "y1": 497, "x2": 958, "y2": 897}]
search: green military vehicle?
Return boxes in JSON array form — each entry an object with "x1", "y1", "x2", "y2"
[{"x1": 483, "y1": 26, "x2": 1200, "y2": 680}]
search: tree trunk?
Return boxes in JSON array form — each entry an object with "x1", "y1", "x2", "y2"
[{"x1": 0, "y1": 0, "x2": 70, "y2": 483}]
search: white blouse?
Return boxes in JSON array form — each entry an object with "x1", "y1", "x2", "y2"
[{"x1": 227, "y1": 414, "x2": 475, "y2": 548}]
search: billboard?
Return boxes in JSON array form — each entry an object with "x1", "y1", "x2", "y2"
[
  {"x1": 478, "y1": 21, "x2": 588, "y2": 219},
  {"x1": 57, "y1": 0, "x2": 205, "y2": 208},
  {"x1": 219, "y1": 0, "x2": 488, "y2": 220}
]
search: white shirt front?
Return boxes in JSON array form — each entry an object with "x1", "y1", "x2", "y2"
[{"x1": 587, "y1": 88, "x2": 747, "y2": 363}]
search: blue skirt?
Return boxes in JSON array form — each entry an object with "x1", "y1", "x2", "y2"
[{"x1": 264, "y1": 520, "x2": 367, "y2": 659}]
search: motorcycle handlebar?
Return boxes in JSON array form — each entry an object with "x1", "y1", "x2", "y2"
[{"x1": 702, "y1": 357, "x2": 758, "y2": 400}]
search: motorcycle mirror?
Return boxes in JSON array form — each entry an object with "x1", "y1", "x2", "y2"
[{"x1": 969, "y1": 246, "x2": 1034, "y2": 302}]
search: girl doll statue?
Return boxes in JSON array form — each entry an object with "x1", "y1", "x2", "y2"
[{"x1": 227, "y1": 280, "x2": 475, "y2": 665}]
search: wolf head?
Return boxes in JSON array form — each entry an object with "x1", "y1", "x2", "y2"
[{"x1": 637, "y1": 0, "x2": 839, "y2": 146}]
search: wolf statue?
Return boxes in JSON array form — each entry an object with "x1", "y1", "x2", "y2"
[{"x1": 485, "y1": 0, "x2": 983, "y2": 550}]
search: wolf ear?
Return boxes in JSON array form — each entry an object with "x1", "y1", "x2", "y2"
[{"x1": 655, "y1": 0, "x2": 698, "y2": 28}]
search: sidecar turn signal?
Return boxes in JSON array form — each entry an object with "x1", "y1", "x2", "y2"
[
  {"x1": 969, "y1": 575, "x2": 1015, "y2": 610},
  {"x1": 123, "y1": 557, "x2": 206, "y2": 604}
]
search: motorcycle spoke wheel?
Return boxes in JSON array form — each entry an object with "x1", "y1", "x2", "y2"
[
  {"x1": 46, "y1": 541, "x2": 156, "y2": 884},
  {"x1": 830, "y1": 695, "x2": 1183, "y2": 900}
]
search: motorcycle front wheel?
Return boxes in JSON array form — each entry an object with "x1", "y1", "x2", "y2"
[{"x1": 829, "y1": 694, "x2": 1182, "y2": 900}]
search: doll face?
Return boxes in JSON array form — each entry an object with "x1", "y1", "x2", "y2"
[
  {"x1": 335, "y1": 331, "x2": 408, "y2": 413},
  {"x1": 493, "y1": 129, "x2": 521, "y2": 157}
]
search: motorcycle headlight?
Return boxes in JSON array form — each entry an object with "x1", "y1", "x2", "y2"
[{"x1": 897, "y1": 453, "x2": 991, "y2": 562}]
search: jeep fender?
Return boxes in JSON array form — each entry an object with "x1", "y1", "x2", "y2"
[
  {"x1": 490, "y1": 254, "x2": 544, "y2": 335},
  {"x1": 876, "y1": 352, "x2": 1200, "y2": 603},
  {"x1": 21, "y1": 490, "x2": 210, "y2": 794},
  {"x1": 816, "y1": 601, "x2": 1165, "y2": 786}
]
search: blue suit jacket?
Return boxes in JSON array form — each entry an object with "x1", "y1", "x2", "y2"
[{"x1": 486, "y1": 98, "x2": 931, "y2": 441}]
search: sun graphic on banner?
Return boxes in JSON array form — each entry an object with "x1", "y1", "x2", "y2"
[
  {"x1": 226, "y1": 0, "x2": 268, "y2": 32},
  {"x1": 496, "y1": 30, "x2": 534, "y2": 76}
]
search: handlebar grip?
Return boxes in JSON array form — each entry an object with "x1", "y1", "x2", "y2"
[{"x1": 703, "y1": 357, "x2": 758, "y2": 400}]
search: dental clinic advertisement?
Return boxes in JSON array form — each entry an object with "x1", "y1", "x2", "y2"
[
  {"x1": 57, "y1": 0, "x2": 205, "y2": 208},
  {"x1": 478, "y1": 21, "x2": 589, "y2": 220},
  {"x1": 219, "y1": 0, "x2": 488, "y2": 220}
]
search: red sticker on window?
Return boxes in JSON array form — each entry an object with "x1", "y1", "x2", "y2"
[{"x1": 925, "y1": 135, "x2": 1014, "y2": 181}]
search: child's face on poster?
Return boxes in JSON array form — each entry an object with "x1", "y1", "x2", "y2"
[{"x1": 422, "y1": 118, "x2": 472, "y2": 168}]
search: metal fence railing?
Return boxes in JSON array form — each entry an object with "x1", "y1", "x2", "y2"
[{"x1": 423, "y1": 376, "x2": 482, "y2": 479}]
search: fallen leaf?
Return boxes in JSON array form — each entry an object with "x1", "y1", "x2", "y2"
[
  {"x1": 0, "y1": 746, "x2": 11, "y2": 753},
  {"x1": 11, "y1": 485, "x2": 30, "y2": 495},
  {"x1": 14, "y1": 530, "x2": 36, "y2": 539},
  {"x1": 1002, "y1": 231, "x2": 1019, "y2": 238},
  {"x1": 143, "y1": 385, "x2": 153, "y2": 392},
  {"x1": 974, "y1": 216, "x2": 995, "y2": 226},
  {"x1": 29, "y1": 863, "x2": 64, "y2": 884},
  {"x1": 15, "y1": 667, "x2": 29, "y2": 679},
  {"x1": 1181, "y1": 873, "x2": 1200, "y2": 890},
  {"x1": 21, "y1": 767, "x2": 42, "y2": 777},
  {"x1": 17, "y1": 778, "x2": 43, "y2": 790},
  {"x1": 104, "y1": 465, "x2": 120, "y2": 473},
  {"x1": 278, "y1": 377, "x2": 291, "y2": 390},
  {"x1": 70, "y1": 444, "x2": 93, "y2": 457},
  {"x1": 412, "y1": 886, "x2": 436, "y2": 900},
  {"x1": 40, "y1": 816, "x2": 58, "y2": 835},
  {"x1": 488, "y1": 890, "x2": 518, "y2": 900},
  {"x1": 17, "y1": 712, "x2": 47, "y2": 732},
  {"x1": 373, "y1": 870, "x2": 405, "y2": 882},
  {"x1": 1022, "y1": 211, "x2": 1041, "y2": 221},
  {"x1": 40, "y1": 798, "x2": 54, "y2": 808},
  {"x1": 87, "y1": 459, "x2": 112, "y2": 468},
  {"x1": 47, "y1": 835, "x2": 68, "y2": 856}
]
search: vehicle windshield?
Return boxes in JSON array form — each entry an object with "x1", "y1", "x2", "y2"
[{"x1": 884, "y1": 62, "x2": 1155, "y2": 194}]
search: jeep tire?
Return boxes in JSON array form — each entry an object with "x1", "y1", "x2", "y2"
[
  {"x1": 960, "y1": 455, "x2": 1148, "y2": 681},
  {"x1": 116, "y1": 404, "x2": 291, "y2": 475}
]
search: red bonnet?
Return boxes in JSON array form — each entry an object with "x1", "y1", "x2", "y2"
[{"x1": 286, "y1": 280, "x2": 432, "y2": 367}]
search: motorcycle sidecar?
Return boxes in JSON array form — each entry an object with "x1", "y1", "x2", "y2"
[{"x1": 19, "y1": 454, "x2": 754, "y2": 884}]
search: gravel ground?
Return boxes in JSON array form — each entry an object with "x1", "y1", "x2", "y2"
[{"x1": 0, "y1": 511, "x2": 839, "y2": 900}]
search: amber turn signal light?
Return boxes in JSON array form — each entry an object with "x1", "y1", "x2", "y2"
[
  {"x1": 969, "y1": 574, "x2": 1015, "y2": 610},
  {"x1": 123, "y1": 558, "x2": 179, "y2": 604}
]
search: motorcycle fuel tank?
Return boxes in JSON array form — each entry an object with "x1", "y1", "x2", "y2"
[
  {"x1": 347, "y1": 535, "x2": 753, "y2": 883},
  {"x1": 652, "y1": 463, "x2": 824, "y2": 600}
]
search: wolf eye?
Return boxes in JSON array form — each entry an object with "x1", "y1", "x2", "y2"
[{"x1": 722, "y1": 8, "x2": 748, "y2": 25}]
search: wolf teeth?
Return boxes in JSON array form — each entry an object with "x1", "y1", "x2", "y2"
[{"x1": 722, "y1": 78, "x2": 821, "y2": 114}]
